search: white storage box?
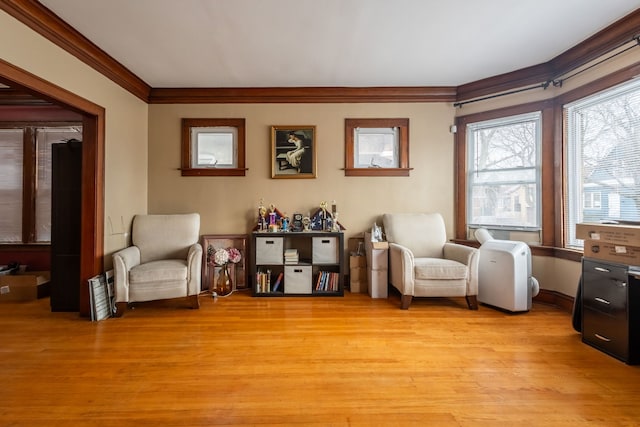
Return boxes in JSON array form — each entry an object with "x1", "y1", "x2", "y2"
[
  {"x1": 368, "y1": 269, "x2": 388, "y2": 298},
  {"x1": 312, "y1": 236, "x2": 339, "y2": 264},
  {"x1": 284, "y1": 265, "x2": 312, "y2": 294},
  {"x1": 255, "y1": 237, "x2": 283, "y2": 264},
  {"x1": 364, "y1": 231, "x2": 389, "y2": 298},
  {"x1": 367, "y1": 246, "x2": 388, "y2": 270}
]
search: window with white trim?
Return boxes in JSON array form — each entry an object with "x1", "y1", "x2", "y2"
[
  {"x1": 466, "y1": 111, "x2": 542, "y2": 233},
  {"x1": 565, "y1": 78, "x2": 640, "y2": 248}
]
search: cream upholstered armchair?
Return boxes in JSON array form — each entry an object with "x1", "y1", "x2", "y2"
[
  {"x1": 382, "y1": 212, "x2": 479, "y2": 310},
  {"x1": 112, "y1": 213, "x2": 202, "y2": 316}
]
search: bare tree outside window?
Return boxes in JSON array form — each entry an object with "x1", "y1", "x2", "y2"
[
  {"x1": 566, "y1": 79, "x2": 640, "y2": 248},
  {"x1": 467, "y1": 112, "x2": 541, "y2": 230}
]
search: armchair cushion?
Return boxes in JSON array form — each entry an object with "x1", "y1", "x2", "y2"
[
  {"x1": 129, "y1": 259, "x2": 188, "y2": 283},
  {"x1": 414, "y1": 258, "x2": 468, "y2": 281}
]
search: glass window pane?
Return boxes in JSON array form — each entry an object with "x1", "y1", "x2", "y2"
[
  {"x1": 0, "y1": 129, "x2": 24, "y2": 243},
  {"x1": 466, "y1": 112, "x2": 541, "y2": 231},
  {"x1": 565, "y1": 79, "x2": 640, "y2": 248},
  {"x1": 354, "y1": 128, "x2": 399, "y2": 168},
  {"x1": 191, "y1": 127, "x2": 237, "y2": 168},
  {"x1": 469, "y1": 183, "x2": 538, "y2": 228}
]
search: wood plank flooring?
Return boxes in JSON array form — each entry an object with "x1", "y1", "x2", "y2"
[{"x1": 1, "y1": 289, "x2": 640, "y2": 426}]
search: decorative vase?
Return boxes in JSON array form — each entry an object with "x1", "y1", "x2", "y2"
[{"x1": 214, "y1": 264, "x2": 233, "y2": 296}]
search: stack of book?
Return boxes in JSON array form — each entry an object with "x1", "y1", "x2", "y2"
[
  {"x1": 284, "y1": 249, "x2": 299, "y2": 264},
  {"x1": 315, "y1": 271, "x2": 340, "y2": 291},
  {"x1": 255, "y1": 269, "x2": 271, "y2": 293}
]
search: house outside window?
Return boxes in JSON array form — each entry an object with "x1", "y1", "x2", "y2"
[
  {"x1": 466, "y1": 111, "x2": 542, "y2": 237},
  {"x1": 565, "y1": 79, "x2": 640, "y2": 248},
  {"x1": 583, "y1": 191, "x2": 602, "y2": 210}
]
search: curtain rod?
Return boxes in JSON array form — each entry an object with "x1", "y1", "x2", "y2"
[{"x1": 454, "y1": 35, "x2": 640, "y2": 109}]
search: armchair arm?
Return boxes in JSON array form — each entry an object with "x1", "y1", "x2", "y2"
[
  {"x1": 112, "y1": 246, "x2": 141, "y2": 303},
  {"x1": 443, "y1": 242, "x2": 479, "y2": 295},
  {"x1": 186, "y1": 243, "x2": 203, "y2": 296},
  {"x1": 388, "y1": 242, "x2": 415, "y2": 296}
]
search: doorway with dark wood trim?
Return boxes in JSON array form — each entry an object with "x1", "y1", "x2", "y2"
[{"x1": 0, "y1": 58, "x2": 105, "y2": 317}]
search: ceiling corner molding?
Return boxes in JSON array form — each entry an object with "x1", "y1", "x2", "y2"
[
  {"x1": 549, "y1": 8, "x2": 640, "y2": 75},
  {"x1": 0, "y1": 0, "x2": 151, "y2": 102},
  {"x1": 148, "y1": 86, "x2": 457, "y2": 104},
  {"x1": 456, "y1": 7, "x2": 640, "y2": 103},
  {"x1": 456, "y1": 63, "x2": 553, "y2": 103}
]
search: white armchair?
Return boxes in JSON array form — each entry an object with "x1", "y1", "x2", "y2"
[
  {"x1": 382, "y1": 212, "x2": 479, "y2": 310},
  {"x1": 112, "y1": 213, "x2": 202, "y2": 316}
]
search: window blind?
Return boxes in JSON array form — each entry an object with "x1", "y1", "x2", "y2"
[{"x1": 565, "y1": 78, "x2": 640, "y2": 248}]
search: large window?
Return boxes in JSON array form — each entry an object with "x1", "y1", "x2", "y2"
[
  {"x1": 466, "y1": 112, "x2": 542, "y2": 238},
  {"x1": 0, "y1": 125, "x2": 81, "y2": 244},
  {"x1": 565, "y1": 79, "x2": 640, "y2": 248}
]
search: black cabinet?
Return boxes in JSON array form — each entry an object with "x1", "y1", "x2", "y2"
[
  {"x1": 50, "y1": 140, "x2": 82, "y2": 312},
  {"x1": 582, "y1": 258, "x2": 640, "y2": 364}
]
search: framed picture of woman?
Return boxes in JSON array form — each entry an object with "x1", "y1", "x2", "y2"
[{"x1": 271, "y1": 126, "x2": 316, "y2": 178}]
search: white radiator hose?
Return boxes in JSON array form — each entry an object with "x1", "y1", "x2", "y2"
[{"x1": 475, "y1": 228, "x2": 539, "y2": 297}]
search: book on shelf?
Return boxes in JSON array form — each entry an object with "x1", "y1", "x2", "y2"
[
  {"x1": 255, "y1": 269, "x2": 274, "y2": 293},
  {"x1": 272, "y1": 272, "x2": 284, "y2": 292},
  {"x1": 315, "y1": 271, "x2": 340, "y2": 291}
]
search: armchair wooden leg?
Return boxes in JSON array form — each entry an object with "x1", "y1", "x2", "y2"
[
  {"x1": 113, "y1": 302, "x2": 127, "y2": 318},
  {"x1": 466, "y1": 295, "x2": 479, "y2": 310},
  {"x1": 189, "y1": 295, "x2": 200, "y2": 309},
  {"x1": 400, "y1": 295, "x2": 412, "y2": 310}
]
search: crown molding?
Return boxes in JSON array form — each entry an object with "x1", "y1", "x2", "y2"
[
  {"x1": 0, "y1": 0, "x2": 151, "y2": 102},
  {"x1": 149, "y1": 86, "x2": 457, "y2": 104},
  {"x1": 457, "y1": 8, "x2": 640, "y2": 102}
]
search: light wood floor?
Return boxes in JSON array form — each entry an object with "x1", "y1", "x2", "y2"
[{"x1": 2, "y1": 289, "x2": 640, "y2": 426}]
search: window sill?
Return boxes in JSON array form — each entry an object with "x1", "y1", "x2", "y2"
[
  {"x1": 180, "y1": 168, "x2": 247, "y2": 177},
  {"x1": 344, "y1": 167, "x2": 412, "y2": 177},
  {"x1": 451, "y1": 239, "x2": 583, "y2": 262}
]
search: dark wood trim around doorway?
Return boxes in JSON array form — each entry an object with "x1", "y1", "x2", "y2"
[{"x1": 0, "y1": 58, "x2": 105, "y2": 317}]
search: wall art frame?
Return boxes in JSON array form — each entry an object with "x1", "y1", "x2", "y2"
[{"x1": 271, "y1": 125, "x2": 316, "y2": 179}]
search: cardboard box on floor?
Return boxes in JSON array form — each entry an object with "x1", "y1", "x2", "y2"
[
  {"x1": 0, "y1": 271, "x2": 50, "y2": 302},
  {"x1": 576, "y1": 222, "x2": 640, "y2": 246}
]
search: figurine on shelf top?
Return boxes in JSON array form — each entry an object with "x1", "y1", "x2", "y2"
[
  {"x1": 268, "y1": 204, "x2": 278, "y2": 232},
  {"x1": 257, "y1": 199, "x2": 267, "y2": 232},
  {"x1": 302, "y1": 214, "x2": 311, "y2": 231},
  {"x1": 292, "y1": 213, "x2": 303, "y2": 232},
  {"x1": 280, "y1": 213, "x2": 289, "y2": 232}
]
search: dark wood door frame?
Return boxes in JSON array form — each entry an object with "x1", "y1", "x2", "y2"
[{"x1": 0, "y1": 58, "x2": 105, "y2": 317}]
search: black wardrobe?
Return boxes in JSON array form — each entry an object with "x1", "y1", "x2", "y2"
[{"x1": 50, "y1": 139, "x2": 82, "y2": 312}]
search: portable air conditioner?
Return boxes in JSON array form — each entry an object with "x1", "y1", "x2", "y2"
[{"x1": 475, "y1": 229, "x2": 540, "y2": 312}]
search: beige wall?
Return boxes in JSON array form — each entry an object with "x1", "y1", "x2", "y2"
[
  {"x1": 149, "y1": 102, "x2": 456, "y2": 241},
  {"x1": 0, "y1": 11, "x2": 149, "y2": 266}
]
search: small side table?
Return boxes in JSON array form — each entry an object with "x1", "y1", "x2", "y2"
[
  {"x1": 364, "y1": 232, "x2": 388, "y2": 298},
  {"x1": 201, "y1": 234, "x2": 248, "y2": 292}
]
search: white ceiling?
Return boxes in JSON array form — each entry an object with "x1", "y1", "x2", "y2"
[{"x1": 39, "y1": 0, "x2": 640, "y2": 89}]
